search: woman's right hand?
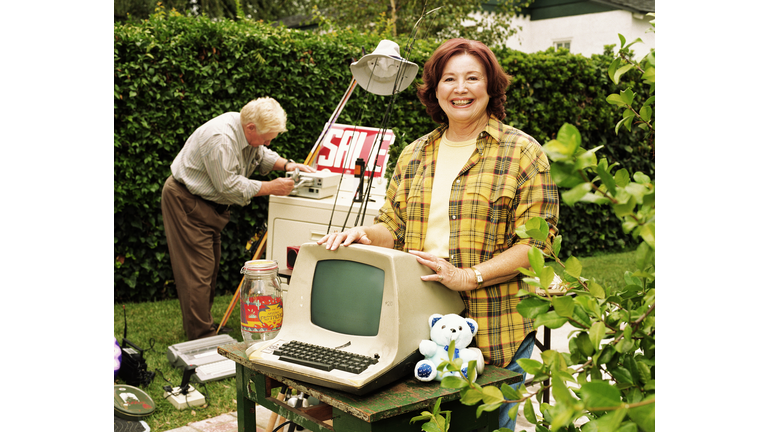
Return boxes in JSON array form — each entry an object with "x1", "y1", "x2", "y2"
[{"x1": 317, "y1": 227, "x2": 372, "y2": 250}]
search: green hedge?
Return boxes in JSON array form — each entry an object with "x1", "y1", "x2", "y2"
[{"x1": 114, "y1": 13, "x2": 652, "y2": 302}]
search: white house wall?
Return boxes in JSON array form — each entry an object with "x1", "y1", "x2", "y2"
[
  {"x1": 468, "y1": 10, "x2": 656, "y2": 59},
  {"x1": 475, "y1": 10, "x2": 655, "y2": 58}
]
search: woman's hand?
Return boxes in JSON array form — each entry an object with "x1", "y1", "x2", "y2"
[
  {"x1": 408, "y1": 250, "x2": 476, "y2": 292},
  {"x1": 317, "y1": 227, "x2": 372, "y2": 250}
]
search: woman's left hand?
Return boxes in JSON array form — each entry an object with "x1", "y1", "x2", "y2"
[{"x1": 409, "y1": 250, "x2": 475, "y2": 292}]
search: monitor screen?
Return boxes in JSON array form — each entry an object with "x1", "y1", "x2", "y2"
[
  {"x1": 310, "y1": 259, "x2": 385, "y2": 336},
  {"x1": 246, "y1": 243, "x2": 466, "y2": 395}
]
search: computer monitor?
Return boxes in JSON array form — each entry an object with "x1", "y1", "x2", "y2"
[{"x1": 245, "y1": 242, "x2": 466, "y2": 395}]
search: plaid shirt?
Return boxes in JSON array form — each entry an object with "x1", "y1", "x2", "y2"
[{"x1": 376, "y1": 116, "x2": 559, "y2": 367}]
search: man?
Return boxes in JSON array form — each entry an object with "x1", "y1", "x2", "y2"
[{"x1": 161, "y1": 97, "x2": 315, "y2": 340}]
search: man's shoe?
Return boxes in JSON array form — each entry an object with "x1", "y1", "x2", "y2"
[{"x1": 214, "y1": 323, "x2": 234, "y2": 334}]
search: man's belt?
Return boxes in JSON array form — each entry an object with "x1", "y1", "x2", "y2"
[
  {"x1": 199, "y1": 196, "x2": 230, "y2": 214},
  {"x1": 173, "y1": 176, "x2": 230, "y2": 214}
]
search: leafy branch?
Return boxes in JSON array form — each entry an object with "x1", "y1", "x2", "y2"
[{"x1": 412, "y1": 14, "x2": 655, "y2": 432}]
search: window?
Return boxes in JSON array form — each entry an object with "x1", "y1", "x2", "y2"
[{"x1": 554, "y1": 40, "x2": 571, "y2": 51}]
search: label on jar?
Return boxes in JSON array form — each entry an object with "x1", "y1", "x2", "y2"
[{"x1": 241, "y1": 295, "x2": 283, "y2": 332}]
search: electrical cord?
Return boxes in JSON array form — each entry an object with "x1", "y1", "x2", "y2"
[{"x1": 156, "y1": 369, "x2": 209, "y2": 408}]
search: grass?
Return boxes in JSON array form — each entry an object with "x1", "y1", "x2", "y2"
[
  {"x1": 114, "y1": 295, "x2": 245, "y2": 431},
  {"x1": 554, "y1": 249, "x2": 637, "y2": 291},
  {"x1": 113, "y1": 249, "x2": 637, "y2": 431}
]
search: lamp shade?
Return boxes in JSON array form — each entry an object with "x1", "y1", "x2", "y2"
[{"x1": 350, "y1": 40, "x2": 419, "y2": 96}]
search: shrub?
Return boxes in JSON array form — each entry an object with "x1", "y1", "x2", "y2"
[{"x1": 114, "y1": 11, "x2": 651, "y2": 302}]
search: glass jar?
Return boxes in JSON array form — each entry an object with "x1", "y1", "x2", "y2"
[{"x1": 240, "y1": 260, "x2": 283, "y2": 345}]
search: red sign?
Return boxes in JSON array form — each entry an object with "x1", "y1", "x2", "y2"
[{"x1": 315, "y1": 123, "x2": 393, "y2": 178}]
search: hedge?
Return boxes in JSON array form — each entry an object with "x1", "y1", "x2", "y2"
[{"x1": 114, "y1": 12, "x2": 653, "y2": 302}]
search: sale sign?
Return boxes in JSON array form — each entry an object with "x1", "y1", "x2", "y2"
[{"x1": 315, "y1": 123, "x2": 393, "y2": 178}]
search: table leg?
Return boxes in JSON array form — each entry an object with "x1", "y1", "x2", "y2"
[
  {"x1": 236, "y1": 363, "x2": 258, "y2": 432},
  {"x1": 533, "y1": 328, "x2": 552, "y2": 405}
]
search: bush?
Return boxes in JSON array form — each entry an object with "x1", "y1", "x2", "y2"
[{"x1": 114, "y1": 11, "x2": 652, "y2": 302}]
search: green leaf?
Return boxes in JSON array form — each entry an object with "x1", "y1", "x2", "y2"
[
  {"x1": 440, "y1": 375, "x2": 467, "y2": 389},
  {"x1": 581, "y1": 381, "x2": 622, "y2": 411},
  {"x1": 589, "y1": 407, "x2": 628, "y2": 432},
  {"x1": 562, "y1": 183, "x2": 592, "y2": 206},
  {"x1": 550, "y1": 162, "x2": 584, "y2": 188},
  {"x1": 517, "y1": 358, "x2": 544, "y2": 375},
  {"x1": 556, "y1": 123, "x2": 581, "y2": 149},
  {"x1": 613, "y1": 195, "x2": 636, "y2": 217},
  {"x1": 482, "y1": 386, "x2": 506, "y2": 405},
  {"x1": 476, "y1": 402, "x2": 502, "y2": 418},
  {"x1": 589, "y1": 322, "x2": 606, "y2": 351},
  {"x1": 527, "y1": 246, "x2": 545, "y2": 274},
  {"x1": 628, "y1": 397, "x2": 655, "y2": 432},
  {"x1": 641, "y1": 66, "x2": 655, "y2": 84},
  {"x1": 586, "y1": 280, "x2": 604, "y2": 299},
  {"x1": 535, "y1": 311, "x2": 568, "y2": 329},
  {"x1": 523, "y1": 217, "x2": 550, "y2": 242},
  {"x1": 612, "y1": 366, "x2": 633, "y2": 384},
  {"x1": 639, "y1": 105, "x2": 652, "y2": 122},
  {"x1": 635, "y1": 242, "x2": 654, "y2": 271},
  {"x1": 615, "y1": 115, "x2": 633, "y2": 134},
  {"x1": 518, "y1": 297, "x2": 551, "y2": 319},
  {"x1": 575, "y1": 332, "x2": 594, "y2": 356},
  {"x1": 460, "y1": 386, "x2": 484, "y2": 405},
  {"x1": 564, "y1": 256, "x2": 582, "y2": 279},
  {"x1": 575, "y1": 146, "x2": 601, "y2": 171},
  {"x1": 620, "y1": 89, "x2": 635, "y2": 106},
  {"x1": 612, "y1": 64, "x2": 635, "y2": 85},
  {"x1": 552, "y1": 235, "x2": 562, "y2": 257},
  {"x1": 500, "y1": 382, "x2": 523, "y2": 400},
  {"x1": 538, "y1": 266, "x2": 555, "y2": 292},
  {"x1": 551, "y1": 376, "x2": 577, "y2": 404},
  {"x1": 553, "y1": 295, "x2": 575, "y2": 318},
  {"x1": 614, "y1": 169, "x2": 630, "y2": 187},
  {"x1": 639, "y1": 223, "x2": 655, "y2": 249},
  {"x1": 606, "y1": 93, "x2": 626, "y2": 106},
  {"x1": 596, "y1": 164, "x2": 617, "y2": 196},
  {"x1": 524, "y1": 398, "x2": 537, "y2": 424}
]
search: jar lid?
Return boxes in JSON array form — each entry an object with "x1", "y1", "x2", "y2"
[
  {"x1": 241, "y1": 259, "x2": 278, "y2": 274},
  {"x1": 114, "y1": 384, "x2": 155, "y2": 420}
]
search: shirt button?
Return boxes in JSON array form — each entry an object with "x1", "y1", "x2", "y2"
[
  {"x1": 452, "y1": 215, "x2": 457, "y2": 220},
  {"x1": 455, "y1": 179, "x2": 460, "y2": 184}
]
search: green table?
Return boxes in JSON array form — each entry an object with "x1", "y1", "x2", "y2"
[{"x1": 218, "y1": 342, "x2": 521, "y2": 432}]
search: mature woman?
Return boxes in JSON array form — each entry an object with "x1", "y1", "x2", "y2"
[{"x1": 319, "y1": 38, "x2": 559, "y2": 428}]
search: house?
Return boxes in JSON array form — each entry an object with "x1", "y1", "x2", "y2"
[{"x1": 485, "y1": 0, "x2": 655, "y2": 58}]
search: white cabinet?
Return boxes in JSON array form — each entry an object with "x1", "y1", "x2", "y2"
[{"x1": 266, "y1": 182, "x2": 386, "y2": 268}]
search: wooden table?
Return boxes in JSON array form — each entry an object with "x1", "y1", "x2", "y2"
[{"x1": 219, "y1": 342, "x2": 521, "y2": 432}]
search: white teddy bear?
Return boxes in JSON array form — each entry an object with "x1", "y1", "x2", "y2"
[{"x1": 414, "y1": 313, "x2": 485, "y2": 382}]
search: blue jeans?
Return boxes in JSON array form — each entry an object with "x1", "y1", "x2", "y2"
[{"x1": 498, "y1": 331, "x2": 536, "y2": 431}]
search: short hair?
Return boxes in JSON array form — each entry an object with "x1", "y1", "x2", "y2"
[
  {"x1": 417, "y1": 38, "x2": 510, "y2": 123},
  {"x1": 240, "y1": 97, "x2": 288, "y2": 134}
]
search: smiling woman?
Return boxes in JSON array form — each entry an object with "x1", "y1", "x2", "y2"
[{"x1": 317, "y1": 38, "x2": 560, "y2": 431}]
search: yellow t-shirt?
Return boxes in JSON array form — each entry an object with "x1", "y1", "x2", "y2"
[{"x1": 423, "y1": 136, "x2": 476, "y2": 257}]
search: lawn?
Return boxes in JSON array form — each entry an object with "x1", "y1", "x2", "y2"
[
  {"x1": 114, "y1": 294, "x2": 245, "y2": 431},
  {"x1": 113, "y1": 248, "x2": 638, "y2": 431}
]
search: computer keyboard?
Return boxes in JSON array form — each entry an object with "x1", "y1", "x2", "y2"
[
  {"x1": 274, "y1": 341, "x2": 379, "y2": 374},
  {"x1": 194, "y1": 359, "x2": 236, "y2": 382}
]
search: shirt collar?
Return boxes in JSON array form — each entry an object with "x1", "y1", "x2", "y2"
[
  {"x1": 234, "y1": 113, "x2": 251, "y2": 152},
  {"x1": 433, "y1": 115, "x2": 503, "y2": 143}
]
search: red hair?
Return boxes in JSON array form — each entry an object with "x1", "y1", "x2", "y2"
[{"x1": 417, "y1": 38, "x2": 510, "y2": 123}]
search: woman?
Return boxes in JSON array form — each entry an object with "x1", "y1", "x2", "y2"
[{"x1": 319, "y1": 38, "x2": 559, "y2": 429}]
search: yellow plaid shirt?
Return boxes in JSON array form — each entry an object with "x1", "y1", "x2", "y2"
[{"x1": 376, "y1": 116, "x2": 560, "y2": 367}]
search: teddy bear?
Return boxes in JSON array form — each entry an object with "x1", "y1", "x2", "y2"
[{"x1": 414, "y1": 313, "x2": 485, "y2": 382}]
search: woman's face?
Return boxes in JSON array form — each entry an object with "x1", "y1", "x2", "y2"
[{"x1": 436, "y1": 53, "x2": 489, "y2": 126}]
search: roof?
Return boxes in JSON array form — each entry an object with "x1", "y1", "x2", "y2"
[
  {"x1": 513, "y1": 0, "x2": 655, "y2": 21},
  {"x1": 594, "y1": 0, "x2": 655, "y2": 13}
]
